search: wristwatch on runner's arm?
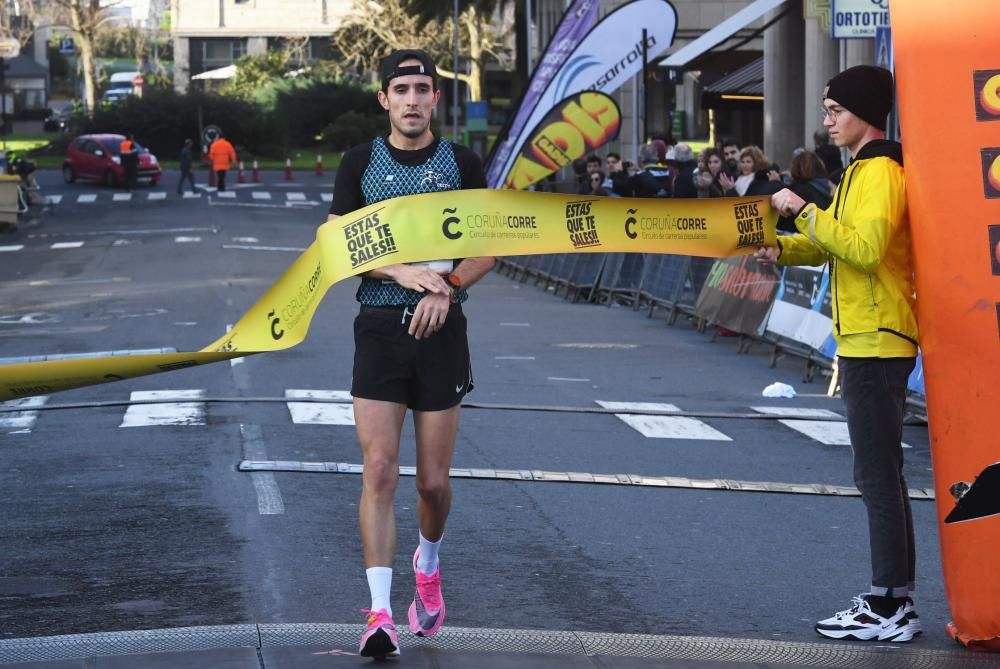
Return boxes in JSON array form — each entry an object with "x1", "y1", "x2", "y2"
[{"x1": 446, "y1": 272, "x2": 462, "y2": 303}]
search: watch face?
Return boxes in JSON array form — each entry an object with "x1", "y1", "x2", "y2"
[{"x1": 447, "y1": 273, "x2": 462, "y2": 289}]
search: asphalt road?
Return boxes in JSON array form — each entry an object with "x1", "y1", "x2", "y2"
[{"x1": 0, "y1": 170, "x2": 950, "y2": 652}]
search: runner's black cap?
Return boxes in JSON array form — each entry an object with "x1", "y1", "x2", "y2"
[{"x1": 380, "y1": 49, "x2": 438, "y2": 91}]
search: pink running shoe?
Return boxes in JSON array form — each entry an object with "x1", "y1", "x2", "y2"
[
  {"x1": 359, "y1": 608, "x2": 399, "y2": 658},
  {"x1": 408, "y1": 549, "x2": 446, "y2": 637}
]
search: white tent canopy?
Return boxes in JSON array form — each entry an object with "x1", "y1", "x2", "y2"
[{"x1": 192, "y1": 64, "x2": 237, "y2": 80}]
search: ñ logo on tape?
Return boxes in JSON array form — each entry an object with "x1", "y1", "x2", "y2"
[
  {"x1": 973, "y1": 70, "x2": 1000, "y2": 121},
  {"x1": 981, "y1": 148, "x2": 1000, "y2": 198},
  {"x1": 441, "y1": 207, "x2": 461, "y2": 240}
]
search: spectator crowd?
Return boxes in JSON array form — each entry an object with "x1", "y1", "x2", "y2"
[{"x1": 551, "y1": 130, "x2": 845, "y2": 235}]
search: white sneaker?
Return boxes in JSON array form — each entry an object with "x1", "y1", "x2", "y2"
[
  {"x1": 877, "y1": 597, "x2": 923, "y2": 642},
  {"x1": 815, "y1": 594, "x2": 916, "y2": 642}
]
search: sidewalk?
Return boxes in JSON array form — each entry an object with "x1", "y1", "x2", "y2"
[{"x1": 2, "y1": 623, "x2": 992, "y2": 668}]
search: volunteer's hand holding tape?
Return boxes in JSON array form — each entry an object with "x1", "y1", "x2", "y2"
[{"x1": 0, "y1": 190, "x2": 776, "y2": 402}]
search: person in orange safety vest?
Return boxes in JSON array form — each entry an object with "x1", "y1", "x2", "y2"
[
  {"x1": 119, "y1": 134, "x2": 139, "y2": 191},
  {"x1": 208, "y1": 132, "x2": 237, "y2": 192}
]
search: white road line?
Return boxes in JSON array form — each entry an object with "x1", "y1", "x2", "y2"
[
  {"x1": 0, "y1": 245, "x2": 24, "y2": 252},
  {"x1": 120, "y1": 389, "x2": 206, "y2": 427},
  {"x1": 241, "y1": 424, "x2": 284, "y2": 515},
  {"x1": 174, "y1": 236, "x2": 201, "y2": 243},
  {"x1": 112, "y1": 239, "x2": 133, "y2": 246},
  {"x1": 77, "y1": 194, "x2": 97, "y2": 203},
  {"x1": 286, "y1": 192, "x2": 306, "y2": 201},
  {"x1": 1, "y1": 396, "x2": 48, "y2": 433},
  {"x1": 321, "y1": 193, "x2": 333, "y2": 202},
  {"x1": 778, "y1": 420, "x2": 851, "y2": 445},
  {"x1": 147, "y1": 192, "x2": 167, "y2": 200},
  {"x1": 752, "y1": 406, "x2": 843, "y2": 418},
  {"x1": 51, "y1": 241, "x2": 84, "y2": 249},
  {"x1": 495, "y1": 356, "x2": 536, "y2": 360},
  {"x1": 216, "y1": 191, "x2": 236, "y2": 199},
  {"x1": 777, "y1": 419, "x2": 913, "y2": 449},
  {"x1": 232, "y1": 237, "x2": 259, "y2": 243},
  {"x1": 182, "y1": 192, "x2": 201, "y2": 199},
  {"x1": 285, "y1": 389, "x2": 354, "y2": 425},
  {"x1": 500, "y1": 322, "x2": 530, "y2": 327},
  {"x1": 45, "y1": 195, "x2": 63, "y2": 204},
  {"x1": 548, "y1": 376, "x2": 590, "y2": 382},
  {"x1": 112, "y1": 193, "x2": 132, "y2": 201},
  {"x1": 596, "y1": 401, "x2": 733, "y2": 441},
  {"x1": 252, "y1": 191, "x2": 272, "y2": 200}
]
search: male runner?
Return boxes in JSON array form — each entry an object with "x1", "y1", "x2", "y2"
[{"x1": 326, "y1": 49, "x2": 494, "y2": 658}]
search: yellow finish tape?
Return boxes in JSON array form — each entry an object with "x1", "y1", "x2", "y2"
[{"x1": 0, "y1": 190, "x2": 776, "y2": 401}]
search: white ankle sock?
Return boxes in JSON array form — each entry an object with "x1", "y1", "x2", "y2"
[
  {"x1": 366, "y1": 567, "x2": 392, "y2": 616},
  {"x1": 417, "y1": 532, "x2": 442, "y2": 575}
]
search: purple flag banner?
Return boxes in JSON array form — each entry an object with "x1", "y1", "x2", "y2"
[{"x1": 486, "y1": 0, "x2": 601, "y2": 187}]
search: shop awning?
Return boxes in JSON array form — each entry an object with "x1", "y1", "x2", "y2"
[
  {"x1": 660, "y1": 0, "x2": 787, "y2": 68},
  {"x1": 192, "y1": 64, "x2": 237, "y2": 81}
]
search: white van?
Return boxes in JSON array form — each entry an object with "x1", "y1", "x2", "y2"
[{"x1": 107, "y1": 71, "x2": 140, "y2": 95}]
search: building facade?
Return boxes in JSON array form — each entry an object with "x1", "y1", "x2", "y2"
[{"x1": 170, "y1": 0, "x2": 349, "y2": 92}]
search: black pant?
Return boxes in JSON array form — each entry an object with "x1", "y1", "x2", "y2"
[
  {"x1": 839, "y1": 356, "x2": 917, "y2": 597},
  {"x1": 177, "y1": 168, "x2": 195, "y2": 194},
  {"x1": 122, "y1": 155, "x2": 138, "y2": 190},
  {"x1": 216, "y1": 170, "x2": 227, "y2": 192}
]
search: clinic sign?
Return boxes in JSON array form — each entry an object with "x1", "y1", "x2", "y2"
[{"x1": 831, "y1": 0, "x2": 889, "y2": 38}]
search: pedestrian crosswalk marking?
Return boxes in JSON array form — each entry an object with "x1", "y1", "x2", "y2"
[
  {"x1": 321, "y1": 193, "x2": 333, "y2": 202},
  {"x1": 285, "y1": 389, "x2": 354, "y2": 425},
  {"x1": 119, "y1": 389, "x2": 206, "y2": 427},
  {"x1": 45, "y1": 195, "x2": 63, "y2": 204},
  {"x1": 1, "y1": 396, "x2": 48, "y2": 433},
  {"x1": 174, "y1": 236, "x2": 201, "y2": 243},
  {"x1": 51, "y1": 241, "x2": 84, "y2": 249},
  {"x1": 217, "y1": 191, "x2": 236, "y2": 199},
  {"x1": 182, "y1": 192, "x2": 201, "y2": 199},
  {"x1": 252, "y1": 191, "x2": 271, "y2": 200},
  {"x1": 0, "y1": 245, "x2": 24, "y2": 252},
  {"x1": 596, "y1": 401, "x2": 733, "y2": 441},
  {"x1": 77, "y1": 194, "x2": 97, "y2": 203},
  {"x1": 147, "y1": 192, "x2": 166, "y2": 201},
  {"x1": 112, "y1": 193, "x2": 132, "y2": 201},
  {"x1": 286, "y1": 192, "x2": 306, "y2": 201}
]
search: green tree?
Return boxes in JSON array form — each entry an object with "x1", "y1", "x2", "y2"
[{"x1": 223, "y1": 51, "x2": 291, "y2": 99}]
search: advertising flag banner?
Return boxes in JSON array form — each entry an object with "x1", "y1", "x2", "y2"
[
  {"x1": 490, "y1": 0, "x2": 677, "y2": 188},
  {"x1": 503, "y1": 91, "x2": 621, "y2": 190},
  {"x1": 891, "y1": 0, "x2": 1000, "y2": 649},
  {"x1": 485, "y1": 0, "x2": 602, "y2": 187}
]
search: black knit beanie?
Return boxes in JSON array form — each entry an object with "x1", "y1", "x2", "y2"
[{"x1": 823, "y1": 65, "x2": 894, "y2": 131}]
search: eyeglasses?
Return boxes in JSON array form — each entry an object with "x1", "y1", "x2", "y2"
[{"x1": 821, "y1": 106, "x2": 847, "y2": 121}]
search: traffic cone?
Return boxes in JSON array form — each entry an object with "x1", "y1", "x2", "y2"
[
  {"x1": 251, "y1": 160, "x2": 260, "y2": 183},
  {"x1": 315, "y1": 154, "x2": 323, "y2": 177},
  {"x1": 209, "y1": 168, "x2": 216, "y2": 188},
  {"x1": 285, "y1": 157, "x2": 293, "y2": 180},
  {"x1": 237, "y1": 161, "x2": 245, "y2": 183}
]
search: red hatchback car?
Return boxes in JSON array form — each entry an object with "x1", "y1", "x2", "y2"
[{"x1": 62, "y1": 134, "x2": 162, "y2": 187}]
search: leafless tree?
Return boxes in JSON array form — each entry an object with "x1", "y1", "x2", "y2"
[{"x1": 331, "y1": 0, "x2": 511, "y2": 101}]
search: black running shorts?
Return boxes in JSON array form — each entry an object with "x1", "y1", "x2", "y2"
[{"x1": 351, "y1": 304, "x2": 473, "y2": 411}]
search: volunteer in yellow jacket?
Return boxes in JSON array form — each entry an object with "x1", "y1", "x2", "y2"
[{"x1": 756, "y1": 66, "x2": 921, "y2": 643}]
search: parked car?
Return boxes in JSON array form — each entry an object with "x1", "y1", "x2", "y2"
[{"x1": 62, "y1": 134, "x2": 162, "y2": 187}]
